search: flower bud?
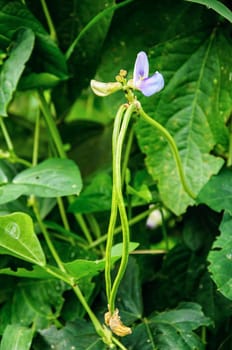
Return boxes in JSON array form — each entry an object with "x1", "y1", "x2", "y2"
[{"x1": 90, "y1": 80, "x2": 122, "y2": 97}]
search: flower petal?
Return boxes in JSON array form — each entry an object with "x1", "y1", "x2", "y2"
[
  {"x1": 133, "y1": 51, "x2": 149, "y2": 84},
  {"x1": 90, "y1": 80, "x2": 122, "y2": 96},
  {"x1": 138, "y1": 72, "x2": 164, "y2": 96}
]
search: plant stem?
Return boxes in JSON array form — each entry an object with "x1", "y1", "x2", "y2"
[
  {"x1": 139, "y1": 107, "x2": 196, "y2": 199},
  {"x1": 109, "y1": 103, "x2": 136, "y2": 313},
  {"x1": 43, "y1": 254, "x2": 112, "y2": 345},
  {"x1": 0, "y1": 117, "x2": 32, "y2": 167},
  {"x1": 72, "y1": 284, "x2": 107, "y2": 339},
  {"x1": 0, "y1": 117, "x2": 14, "y2": 151},
  {"x1": 105, "y1": 104, "x2": 126, "y2": 303},
  {"x1": 40, "y1": 0, "x2": 57, "y2": 41},
  {"x1": 86, "y1": 214, "x2": 104, "y2": 254},
  {"x1": 36, "y1": 206, "x2": 110, "y2": 343},
  {"x1": 33, "y1": 201, "x2": 66, "y2": 273},
  {"x1": 38, "y1": 91, "x2": 67, "y2": 159},
  {"x1": 160, "y1": 208, "x2": 169, "y2": 251},
  {"x1": 65, "y1": 0, "x2": 134, "y2": 60},
  {"x1": 57, "y1": 197, "x2": 71, "y2": 232},
  {"x1": 32, "y1": 113, "x2": 40, "y2": 166},
  {"x1": 38, "y1": 91, "x2": 93, "y2": 242},
  {"x1": 112, "y1": 336, "x2": 128, "y2": 350},
  {"x1": 227, "y1": 115, "x2": 232, "y2": 166},
  {"x1": 76, "y1": 213, "x2": 93, "y2": 244}
]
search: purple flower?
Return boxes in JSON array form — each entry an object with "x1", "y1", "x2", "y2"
[{"x1": 133, "y1": 51, "x2": 164, "y2": 96}]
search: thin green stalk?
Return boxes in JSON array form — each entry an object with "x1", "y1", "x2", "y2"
[
  {"x1": 86, "y1": 214, "x2": 101, "y2": 240},
  {"x1": 57, "y1": 197, "x2": 71, "y2": 232},
  {"x1": 32, "y1": 113, "x2": 40, "y2": 166},
  {"x1": 0, "y1": 117, "x2": 14, "y2": 151},
  {"x1": 143, "y1": 318, "x2": 158, "y2": 350},
  {"x1": 10, "y1": 156, "x2": 32, "y2": 167},
  {"x1": 33, "y1": 202, "x2": 66, "y2": 273},
  {"x1": 0, "y1": 117, "x2": 31, "y2": 167},
  {"x1": 38, "y1": 91, "x2": 67, "y2": 159},
  {"x1": 65, "y1": 0, "x2": 134, "y2": 60},
  {"x1": 227, "y1": 116, "x2": 232, "y2": 166},
  {"x1": 75, "y1": 213, "x2": 93, "y2": 244},
  {"x1": 201, "y1": 326, "x2": 206, "y2": 345},
  {"x1": 105, "y1": 104, "x2": 126, "y2": 302},
  {"x1": 40, "y1": 0, "x2": 57, "y2": 41},
  {"x1": 160, "y1": 208, "x2": 169, "y2": 251},
  {"x1": 72, "y1": 284, "x2": 107, "y2": 340},
  {"x1": 86, "y1": 214, "x2": 104, "y2": 254},
  {"x1": 43, "y1": 253, "x2": 112, "y2": 345},
  {"x1": 109, "y1": 103, "x2": 136, "y2": 313},
  {"x1": 139, "y1": 107, "x2": 196, "y2": 199},
  {"x1": 112, "y1": 337, "x2": 128, "y2": 350},
  {"x1": 89, "y1": 206, "x2": 156, "y2": 248},
  {"x1": 38, "y1": 91, "x2": 93, "y2": 242}
]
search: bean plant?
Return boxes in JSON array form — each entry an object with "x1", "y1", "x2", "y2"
[{"x1": 0, "y1": 1, "x2": 231, "y2": 349}]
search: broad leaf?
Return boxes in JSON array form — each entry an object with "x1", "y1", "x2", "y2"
[
  {"x1": 136, "y1": 26, "x2": 230, "y2": 214},
  {"x1": 184, "y1": 0, "x2": 232, "y2": 23},
  {"x1": 0, "y1": 265, "x2": 51, "y2": 279},
  {"x1": 0, "y1": 184, "x2": 28, "y2": 205},
  {"x1": 69, "y1": 172, "x2": 112, "y2": 214},
  {"x1": 39, "y1": 319, "x2": 107, "y2": 350},
  {"x1": 0, "y1": 160, "x2": 16, "y2": 184},
  {"x1": 95, "y1": 0, "x2": 231, "y2": 215},
  {"x1": 13, "y1": 158, "x2": 82, "y2": 198},
  {"x1": 0, "y1": 212, "x2": 46, "y2": 266},
  {"x1": 46, "y1": 0, "x2": 115, "y2": 95},
  {"x1": 0, "y1": 28, "x2": 35, "y2": 116},
  {"x1": 115, "y1": 257, "x2": 143, "y2": 324},
  {"x1": 0, "y1": 0, "x2": 68, "y2": 88},
  {"x1": 0, "y1": 324, "x2": 33, "y2": 350},
  {"x1": 11, "y1": 280, "x2": 67, "y2": 330},
  {"x1": 208, "y1": 211, "x2": 232, "y2": 301},
  {"x1": 197, "y1": 166, "x2": 232, "y2": 213},
  {"x1": 123, "y1": 303, "x2": 212, "y2": 350},
  {"x1": 64, "y1": 242, "x2": 139, "y2": 280}
]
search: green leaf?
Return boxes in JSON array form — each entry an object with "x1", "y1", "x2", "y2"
[
  {"x1": 96, "y1": 1, "x2": 231, "y2": 215},
  {"x1": 11, "y1": 280, "x2": 67, "y2": 330},
  {"x1": 0, "y1": 265, "x2": 51, "y2": 279},
  {"x1": 39, "y1": 319, "x2": 107, "y2": 350},
  {"x1": 0, "y1": 324, "x2": 33, "y2": 350},
  {"x1": 123, "y1": 303, "x2": 212, "y2": 350},
  {"x1": 0, "y1": 212, "x2": 46, "y2": 266},
  {"x1": 151, "y1": 243, "x2": 207, "y2": 310},
  {"x1": 0, "y1": 28, "x2": 35, "y2": 116},
  {"x1": 64, "y1": 242, "x2": 139, "y2": 280},
  {"x1": 0, "y1": 160, "x2": 15, "y2": 184},
  {"x1": 49, "y1": 0, "x2": 115, "y2": 95},
  {"x1": 0, "y1": 184, "x2": 28, "y2": 205},
  {"x1": 69, "y1": 171, "x2": 112, "y2": 214},
  {"x1": 208, "y1": 211, "x2": 232, "y2": 301},
  {"x1": 0, "y1": 0, "x2": 68, "y2": 88},
  {"x1": 13, "y1": 158, "x2": 82, "y2": 198},
  {"x1": 136, "y1": 25, "x2": 231, "y2": 215},
  {"x1": 19, "y1": 73, "x2": 61, "y2": 90},
  {"x1": 184, "y1": 0, "x2": 232, "y2": 23},
  {"x1": 116, "y1": 257, "x2": 143, "y2": 324},
  {"x1": 197, "y1": 166, "x2": 232, "y2": 213}
]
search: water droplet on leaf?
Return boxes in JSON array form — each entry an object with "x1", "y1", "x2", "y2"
[
  {"x1": 5, "y1": 222, "x2": 20, "y2": 239},
  {"x1": 226, "y1": 253, "x2": 232, "y2": 260}
]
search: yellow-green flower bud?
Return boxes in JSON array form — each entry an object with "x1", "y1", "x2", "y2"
[{"x1": 90, "y1": 80, "x2": 122, "y2": 97}]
